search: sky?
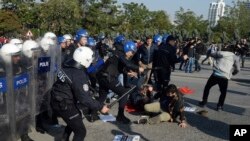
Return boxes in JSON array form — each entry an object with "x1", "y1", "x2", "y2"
[{"x1": 117, "y1": 0, "x2": 235, "y2": 21}]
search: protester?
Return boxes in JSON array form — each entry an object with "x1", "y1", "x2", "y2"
[{"x1": 199, "y1": 45, "x2": 240, "y2": 111}]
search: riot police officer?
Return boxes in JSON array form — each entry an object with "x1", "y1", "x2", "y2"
[
  {"x1": 154, "y1": 35, "x2": 187, "y2": 93},
  {"x1": 50, "y1": 47, "x2": 109, "y2": 141},
  {"x1": 113, "y1": 35, "x2": 126, "y2": 56},
  {"x1": 75, "y1": 29, "x2": 88, "y2": 47},
  {"x1": 0, "y1": 43, "x2": 34, "y2": 141},
  {"x1": 62, "y1": 29, "x2": 88, "y2": 65},
  {"x1": 96, "y1": 41, "x2": 143, "y2": 124}
]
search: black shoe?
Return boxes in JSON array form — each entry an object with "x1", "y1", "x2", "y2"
[
  {"x1": 136, "y1": 118, "x2": 148, "y2": 124},
  {"x1": 21, "y1": 134, "x2": 34, "y2": 141},
  {"x1": 90, "y1": 113, "x2": 100, "y2": 122},
  {"x1": 106, "y1": 98, "x2": 110, "y2": 103},
  {"x1": 116, "y1": 115, "x2": 131, "y2": 124},
  {"x1": 199, "y1": 101, "x2": 207, "y2": 107},
  {"x1": 36, "y1": 126, "x2": 46, "y2": 134},
  {"x1": 197, "y1": 68, "x2": 201, "y2": 72},
  {"x1": 216, "y1": 106, "x2": 223, "y2": 111}
]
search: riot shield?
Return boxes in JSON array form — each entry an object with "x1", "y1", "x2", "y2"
[
  {"x1": 31, "y1": 39, "x2": 55, "y2": 119},
  {"x1": 0, "y1": 61, "x2": 12, "y2": 141},
  {"x1": 54, "y1": 44, "x2": 61, "y2": 81},
  {"x1": 13, "y1": 53, "x2": 33, "y2": 140},
  {"x1": 0, "y1": 52, "x2": 33, "y2": 141}
]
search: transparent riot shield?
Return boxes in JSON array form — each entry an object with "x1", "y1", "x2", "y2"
[
  {"x1": 31, "y1": 42, "x2": 54, "y2": 122},
  {"x1": 0, "y1": 61, "x2": 12, "y2": 141},
  {"x1": 12, "y1": 53, "x2": 33, "y2": 140},
  {"x1": 54, "y1": 44, "x2": 61, "y2": 80},
  {"x1": 0, "y1": 53, "x2": 33, "y2": 141}
]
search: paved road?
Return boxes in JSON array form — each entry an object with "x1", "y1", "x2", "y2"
[{"x1": 24, "y1": 58, "x2": 250, "y2": 141}]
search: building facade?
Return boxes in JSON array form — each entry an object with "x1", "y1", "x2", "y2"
[{"x1": 208, "y1": 0, "x2": 225, "y2": 27}]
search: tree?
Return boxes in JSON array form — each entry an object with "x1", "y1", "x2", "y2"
[
  {"x1": 39, "y1": 0, "x2": 82, "y2": 35},
  {"x1": 0, "y1": 10, "x2": 22, "y2": 37},
  {"x1": 17, "y1": 3, "x2": 41, "y2": 30},
  {"x1": 121, "y1": 2, "x2": 151, "y2": 35},
  {"x1": 174, "y1": 7, "x2": 208, "y2": 39},
  {"x1": 84, "y1": 0, "x2": 121, "y2": 35},
  {"x1": 215, "y1": 0, "x2": 250, "y2": 40},
  {"x1": 148, "y1": 10, "x2": 173, "y2": 33}
]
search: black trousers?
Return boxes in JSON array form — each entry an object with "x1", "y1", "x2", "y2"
[
  {"x1": 195, "y1": 54, "x2": 201, "y2": 70},
  {"x1": 97, "y1": 77, "x2": 131, "y2": 109},
  {"x1": 202, "y1": 74, "x2": 228, "y2": 107},
  {"x1": 54, "y1": 106, "x2": 86, "y2": 141}
]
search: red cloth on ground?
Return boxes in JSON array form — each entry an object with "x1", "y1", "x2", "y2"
[
  {"x1": 178, "y1": 86, "x2": 195, "y2": 95},
  {"x1": 125, "y1": 103, "x2": 138, "y2": 113}
]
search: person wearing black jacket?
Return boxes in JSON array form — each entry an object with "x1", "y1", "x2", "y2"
[
  {"x1": 138, "y1": 84, "x2": 187, "y2": 128},
  {"x1": 96, "y1": 41, "x2": 144, "y2": 124},
  {"x1": 129, "y1": 84, "x2": 156, "y2": 111},
  {"x1": 154, "y1": 35, "x2": 187, "y2": 92},
  {"x1": 236, "y1": 39, "x2": 249, "y2": 68},
  {"x1": 62, "y1": 29, "x2": 88, "y2": 65},
  {"x1": 137, "y1": 36, "x2": 158, "y2": 84},
  {"x1": 185, "y1": 39, "x2": 196, "y2": 73},
  {"x1": 194, "y1": 39, "x2": 206, "y2": 71},
  {"x1": 51, "y1": 47, "x2": 109, "y2": 141}
]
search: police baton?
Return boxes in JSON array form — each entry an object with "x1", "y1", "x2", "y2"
[
  {"x1": 107, "y1": 86, "x2": 137, "y2": 108},
  {"x1": 140, "y1": 67, "x2": 162, "y2": 77}
]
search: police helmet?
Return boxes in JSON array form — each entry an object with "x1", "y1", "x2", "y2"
[
  {"x1": 44, "y1": 32, "x2": 57, "y2": 40},
  {"x1": 22, "y1": 40, "x2": 39, "y2": 58},
  {"x1": 87, "y1": 37, "x2": 96, "y2": 48},
  {"x1": 57, "y1": 36, "x2": 66, "y2": 44},
  {"x1": 98, "y1": 33, "x2": 105, "y2": 41},
  {"x1": 123, "y1": 41, "x2": 137, "y2": 53},
  {"x1": 9, "y1": 38, "x2": 23, "y2": 49},
  {"x1": 115, "y1": 35, "x2": 125, "y2": 44},
  {"x1": 63, "y1": 34, "x2": 73, "y2": 40},
  {"x1": 73, "y1": 47, "x2": 94, "y2": 68},
  {"x1": 75, "y1": 29, "x2": 88, "y2": 42},
  {"x1": 153, "y1": 35, "x2": 163, "y2": 43},
  {"x1": 40, "y1": 37, "x2": 55, "y2": 51},
  {"x1": 162, "y1": 34, "x2": 169, "y2": 44},
  {"x1": 0, "y1": 43, "x2": 20, "y2": 63}
]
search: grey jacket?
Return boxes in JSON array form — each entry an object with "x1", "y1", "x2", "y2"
[{"x1": 210, "y1": 51, "x2": 240, "y2": 79}]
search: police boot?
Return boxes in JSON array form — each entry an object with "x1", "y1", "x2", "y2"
[
  {"x1": 116, "y1": 108, "x2": 131, "y2": 124},
  {"x1": 89, "y1": 111, "x2": 100, "y2": 122},
  {"x1": 198, "y1": 100, "x2": 207, "y2": 107},
  {"x1": 20, "y1": 134, "x2": 34, "y2": 141}
]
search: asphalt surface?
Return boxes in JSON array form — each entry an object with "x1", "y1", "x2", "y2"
[{"x1": 23, "y1": 56, "x2": 250, "y2": 141}]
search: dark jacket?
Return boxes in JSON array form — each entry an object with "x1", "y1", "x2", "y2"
[
  {"x1": 155, "y1": 43, "x2": 182, "y2": 81},
  {"x1": 61, "y1": 44, "x2": 76, "y2": 65},
  {"x1": 51, "y1": 59, "x2": 103, "y2": 111},
  {"x1": 97, "y1": 55, "x2": 120, "y2": 82},
  {"x1": 137, "y1": 44, "x2": 158, "y2": 64},
  {"x1": 118, "y1": 55, "x2": 140, "y2": 87},
  {"x1": 130, "y1": 90, "x2": 156, "y2": 110},
  {"x1": 160, "y1": 92, "x2": 185, "y2": 121},
  {"x1": 113, "y1": 42, "x2": 124, "y2": 57},
  {"x1": 236, "y1": 43, "x2": 249, "y2": 56}
]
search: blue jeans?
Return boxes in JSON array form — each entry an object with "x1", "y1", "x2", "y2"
[{"x1": 185, "y1": 57, "x2": 194, "y2": 73}]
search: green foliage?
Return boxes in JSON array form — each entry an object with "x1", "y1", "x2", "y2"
[
  {"x1": 39, "y1": 0, "x2": 82, "y2": 35},
  {"x1": 84, "y1": 0, "x2": 121, "y2": 35},
  {"x1": 148, "y1": 10, "x2": 173, "y2": 33},
  {"x1": 5, "y1": 0, "x2": 250, "y2": 41},
  {"x1": 215, "y1": 0, "x2": 250, "y2": 41},
  {"x1": 0, "y1": 10, "x2": 22, "y2": 36},
  {"x1": 17, "y1": 3, "x2": 41, "y2": 29},
  {"x1": 174, "y1": 7, "x2": 209, "y2": 39}
]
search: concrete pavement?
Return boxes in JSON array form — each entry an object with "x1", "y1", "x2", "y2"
[{"x1": 23, "y1": 58, "x2": 250, "y2": 141}]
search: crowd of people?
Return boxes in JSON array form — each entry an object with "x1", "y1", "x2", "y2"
[{"x1": 0, "y1": 29, "x2": 248, "y2": 141}]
